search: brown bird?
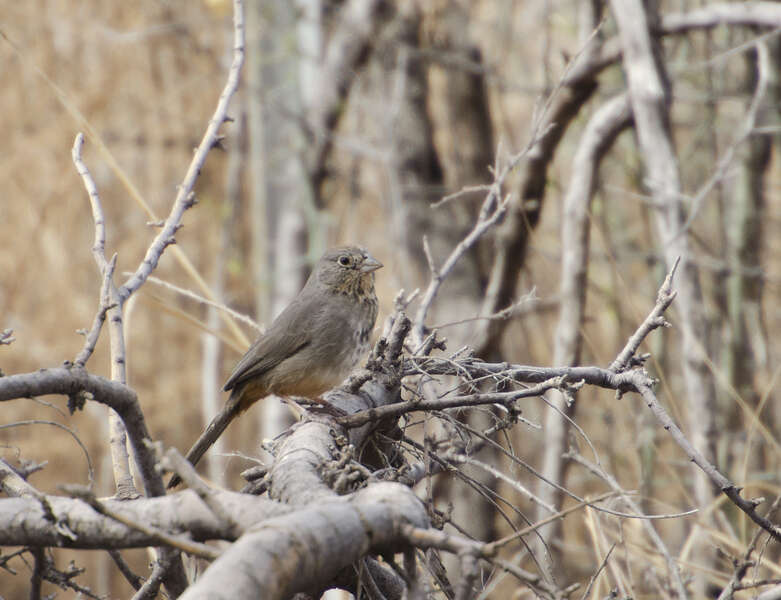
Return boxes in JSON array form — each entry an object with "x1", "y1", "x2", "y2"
[{"x1": 168, "y1": 246, "x2": 381, "y2": 488}]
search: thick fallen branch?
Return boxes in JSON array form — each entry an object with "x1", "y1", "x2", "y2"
[
  {"x1": 179, "y1": 483, "x2": 427, "y2": 599},
  {"x1": 0, "y1": 490, "x2": 288, "y2": 548}
]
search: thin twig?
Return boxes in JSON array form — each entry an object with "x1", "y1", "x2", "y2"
[
  {"x1": 159, "y1": 447, "x2": 241, "y2": 538},
  {"x1": 578, "y1": 544, "x2": 615, "y2": 600},
  {"x1": 131, "y1": 559, "x2": 168, "y2": 600},
  {"x1": 565, "y1": 450, "x2": 687, "y2": 598},
  {"x1": 430, "y1": 289, "x2": 555, "y2": 331},
  {"x1": 30, "y1": 547, "x2": 44, "y2": 600},
  {"x1": 134, "y1": 273, "x2": 263, "y2": 333},
  {"x1": 0, "y1": 420, "x2": 94, "y2": 486},
  {"x1": 338, "y1": 377, "x2": 563, "y2": 428},
  {"x1": 672, "y1": 40, "x2": 771, "y2": 240},
  {"x1": 635, "y1": 379, "x2": 781, "y2": 543},
  {"x1": 71, "y1": 131, "x2": 136, "y2": 499},
  {"x1": 432, "y1": 184, "x2": 492, "y2": 208},
  {"x1": 119, "y1": 0, "x2": 246, "y2": 300},
  {"x1": 717, "y1": 495, "x2": 781, "y2": 600},
  {"x1": 400, "y1": 525, "x2": 562, "y2": 599},
  {"x1": 107, "y1": 550, "x2": 144, "y2": 591},
  {"x1": 609, "y1": 256, "x2": 679, "y2": 373},
  {"x1": 412, "y1": 175, "x2": 511, "y2": 345},
  {"x1": 485, "y1": 491, "x2": 619, "y2": 552},
  {"x1": 74, "y1": 254, "x2": 118, "y2": 367}
]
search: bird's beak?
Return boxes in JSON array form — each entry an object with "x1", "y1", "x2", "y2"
[{"x1": 360, "y1": 255, "x2": 383, "y2": 273}]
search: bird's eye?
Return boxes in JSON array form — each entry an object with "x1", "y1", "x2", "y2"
[{"x1": 338, "y1": 255, "x2": 352, "y2": 267}]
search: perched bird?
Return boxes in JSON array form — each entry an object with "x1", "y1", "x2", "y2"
[{"x1": 168, "y1": 246, "x2": 381, "y2": 488}]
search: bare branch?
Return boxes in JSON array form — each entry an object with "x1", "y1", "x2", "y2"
[
  {"x1": 71, "y1": 131, "x2": 136, "y2": 498},
  {"x1": 0, "y1": 368, "x2": 163, "y2": 497},
  {"x1": 0, "y1": 489, "x2": 289, "y2": 548},
  {"x1": 307, "y1": 0, "x2": 392, "y2": 197},
  {"x1": 130, "y1": 559, "x2": 168, "y2": 600},
  {"x1": 578, "y1": 544, "x2": 615, "y2": 600},
  {"x1": 609, "y1": 256, "x2": 679, "y2": 373},
  {"x1": 400, "y1": 525, "x2": 562, "y2": 599},
  {"x1": 63, "y1": 485, "x2": 221, "y2": 560},
  {"x1": 633, "y1": 379, "x2": 781, "y2": 543},
  {"x1": 74, "y1": 254, "x2": 117, "y2": 368},
  {"x1": 30, "y1": 547, "x2": 44, "y2": 600},
  {"x1": 158, "y1": 447, "x2": 240, "y2": 539},
  {"x1": 674, "y1": 39, "x2": 771, "y2": 239},
  {"x1": 610, "y1": 2, "x2": 722, "y2": 585},
  {"x1": 179, "y1": 483, "x2": 427, "y2": 599},
  {"x1": 119, "y1": 0, "x2": 246, "y2": 300},
  {"x1": 71, "y1": 132, "x2": 108, "y2": 272},
  {"x1": 716, "y1": 495, "x2": 781, "y2": 599},
  {"x1": 0, "y1": 458, "x2": 43, "y2": 498},
  {"x1": 107, "y1": 550, "x2": 144, "y2": 592},
  {"x1": 537, "y1": 90, "x2": 633, "y2": 556},
  {"x1": 338, "y1": 377, "x2": 564, "y2": 428},
  {"x1": 412, "y1": 186, "x2": 509, "y2": 345}
]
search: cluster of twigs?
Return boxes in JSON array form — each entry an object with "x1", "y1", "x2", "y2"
[{"x1": 312, "y1": 257, "x2": 778, "y2": 598}]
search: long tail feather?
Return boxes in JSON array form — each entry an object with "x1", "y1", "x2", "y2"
[{"x1": 167, "y1": 392, "x2": 242, "y2": 489}]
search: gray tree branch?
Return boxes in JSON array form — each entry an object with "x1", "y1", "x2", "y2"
[{"x1": 0, "y1": 490, "x2": 289, "y2": 548}]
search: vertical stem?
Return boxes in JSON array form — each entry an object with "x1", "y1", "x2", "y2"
[
  {"x1": 29, "y1": 547, "x2": 44, "y2": 600},
  {"x1": 536, "y1": 93, "x2": 630, "y2": 570},
  {"x1": 610, "y1": 0, "x2": 719, "y2": 594},
  {"x1": 108, "y1": 292, "x2": 137, "y2": 499}
]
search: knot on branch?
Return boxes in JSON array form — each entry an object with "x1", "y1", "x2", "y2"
[
  {"x1": 67, "y1": 390, "x2": 91, "y2": 414},
  {"x1": 321, "y1": 439, "x2": 371, "y2": 494},
  {"x1": 240, "y1": 465, "x2": 269, "y2": 495}
]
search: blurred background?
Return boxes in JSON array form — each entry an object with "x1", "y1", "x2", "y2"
[{"x1": 1, "y1": 0, "x2": 780, "y2": 597}]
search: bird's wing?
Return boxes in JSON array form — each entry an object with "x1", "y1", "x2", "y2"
[{"x1": 222, "y1": 298, "x2": 313, "y2": 392}]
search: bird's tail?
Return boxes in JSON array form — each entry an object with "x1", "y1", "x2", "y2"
[{"x1": 167, "y1": 391, "x2": 243, "y2": 489}]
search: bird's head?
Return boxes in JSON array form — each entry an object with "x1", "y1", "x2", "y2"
[{"x1": 315, "y1": 246, "x2": 383, "y2": 299}]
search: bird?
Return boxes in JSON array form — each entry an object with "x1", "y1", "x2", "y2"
[{"x1": 168, "y1": 246, "x2": 382, "y2": 488}]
